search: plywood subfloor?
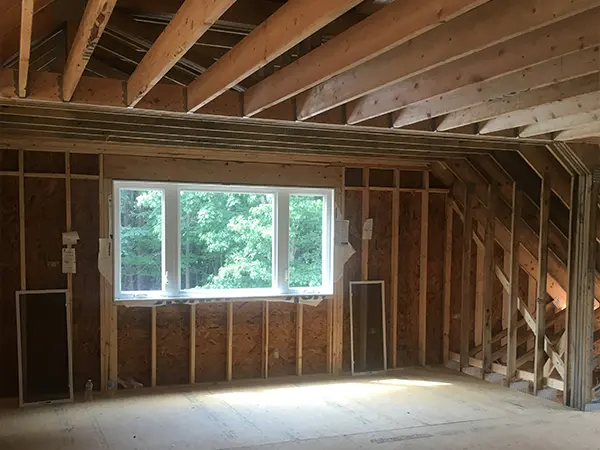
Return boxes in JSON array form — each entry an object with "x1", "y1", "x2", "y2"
[{"x1": 0, "y1": 368, "x2": 594, "y2": 450}]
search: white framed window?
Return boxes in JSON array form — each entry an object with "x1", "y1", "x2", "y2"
[{"x1": 113, "y1": 181, "x2": 334, "y2": 300}]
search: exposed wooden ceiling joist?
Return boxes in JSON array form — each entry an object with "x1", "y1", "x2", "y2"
[
  {"x1": 349, "y1": 10, "x2": 600, "y2": 125},
  {"x1": 520, "y1": 110, "x2": 600, "y2": 138},
  {"x1": 294, "y1": 0, "x2": 600, "y2": 122},
  {"x1": 438, "y1": 74, "x2": 600, "y2": 132},
  {"x1": 186, "y1": 0, "x2": 362, "y2": 112},
  {"x1": 62, "y1": 0, "x2": 117, "y2": 101},
  {"x1": 242, "y1": 0, "x2": 489, "y2": 117},
  {"x1": 555, "y1": 122, "x2": 600, "y2": 141},
  {"x1": 392, "y1": 48, "x2": 600, "y2": 129},
  {"x1": 126, "y1": 0, "x2": 235, "y2": 107},
  {"x1": 18, "y1": 0, "x2": 34, "y2": 97}
]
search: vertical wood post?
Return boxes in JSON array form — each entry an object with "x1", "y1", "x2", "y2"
[
  {"x1": 442, "y1": 196, "x2": 453, "y2": 364},
  {"x1": 263, "y1": 301, "x2": 269, "y2": 379},
  {"x1": 189, "y1": 305, "x2": 196, "y2": 384},
  {"x1": 99, "y1": 155, "x2": 106, "y2": 391},
  {"x1": 482, "y1": 184, "x2": 497, "y2": 373},
  {"x1": 359, "y1": 169, "x2": 369, "y2": 370},
  {"x1": 296, "y1": 303, "x2": 303, "y2": 376},
  {"x1": 460, "y1": 188, "x2": 474, "y2": 369},
  {"x1": 151, "y1": 306, "x2": 157, "y2": 387},
  {"x1": 534, "y1": 173, "x2": 551, "y2": 394},
  {"x1": 226, "y1": 301, "x2": 233, "y2": 381},
  {"x1": 419, "y1": 171, "x2": 430, "y2": 366},
  {"x1": 18, "y1": 150, "x2": 25, "y2": 290},
  {"x1": 390, "y1": 169, "x2": 400, "y2": 368},
  {"x1": 506, "y1": 185, "x2": 522, "y2": 385}
]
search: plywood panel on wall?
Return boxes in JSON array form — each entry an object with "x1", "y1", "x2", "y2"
[
  {"x1": 426, "y1": 194, "x2": 445, "y2": 365},
  {"x1": 303, "y1": 300, "x2": 328, "y2": 375},
  {"x1": 195, "y1": 302, "x2": 227, "y2": 383},
  {"x1": 232, "y1": 301, "x2": 263, "y2": 380},
  {"x1": 342, "y1": 190, "x2": 362, "y2": 372},
  {"x1": 71, "y1": 179, "x2": 100, "y2": 391},
  {"x1": 450, "y1": 210, "x2": 464, "y2": 355},
  {"x1": 369, "y1": 191, "x2": 392, "y2": 363},
  {"x1": 117, "y1": 307, "x2": 151, "y2": 388},
  {"x1": 0, "y1": 177, "x2": 19, "y2": 397},
  {"x1": 25, "y1": 178, "x2": 66, "y2": 290},
  {"x1": 268, "y1": 301, "x2": 296, "y2": 377},
  {"x1": 156, "y1": 305, "x2": 190, "y2": 386},
  {"x1": 397, "y1": 192, "x2": 421, "y2": 366},
  {"x1": 104, "y1": 155, "x2": 343, "y2": 188}
]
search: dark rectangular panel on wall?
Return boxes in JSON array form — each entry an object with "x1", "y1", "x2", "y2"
[
  {"x1": 450, "y1": 210, "x2": 464, "y2": 355},
  {"x1": 25, "y1": 178, "x2": 66, "y2": 290},
  {"x1": 117, "y1": 307, "x2": 151, "y2": 388},
  {"x1": 303, "y1": 300, "x2": 328, "y2": 375},
  {"x1": 156, "y1": 305, "x2": 190, "y2": 386},
  {"x1": 71, "y1": 179, "x2": 100, "y2": 391},
  {"x1": 268, "y1": 301, "x2": 296, "y2": 377},
  {"x1": 232, "y1": 301, "x2": 262, "y2": 380},
  {"x1": 0, "y1": 149, "x2": 18, "y2": 171},
  {"x1": 195, "y1": 302, "x2": 227, "y2": 383},
  {"x1": 397, "y1": 192, "x2": 421, "y2": 366},
  {"x1": 343, "y1": 190, "x2": 362, "y2": 372},
  {"x1": 70, "y1": 153, "x2": 99, "y2": 175},
  {"x1": 426, "y1": 194, "x2": 446, "y2": 365},
  {"x1": 0, "y1": 177, "x2": 19, "y2": 397},
  {"x1": 24, "y1": 151, "x2": 65, "y2": 173},
  {"x1": 368, "y1": 191, "x2": 392, "y2": 363}
]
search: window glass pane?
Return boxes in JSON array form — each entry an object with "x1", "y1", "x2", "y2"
[
  {"x1": 119, "y1": 189, "x2": 163, "y2": 292},
  {"x1": 180, "y1": 191, "x2": 273, "y2": 290},
  {"x1": 289, "y1": 194, "x2": 323, "y2": 288}
]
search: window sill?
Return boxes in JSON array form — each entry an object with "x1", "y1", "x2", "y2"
[{"x1": 113, "y1": 291, "x2": 332, "y2": 306}]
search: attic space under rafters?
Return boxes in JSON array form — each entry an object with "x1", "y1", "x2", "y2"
[{"x1": 3, "y1": 1, "x2": 600, "y2": 449}]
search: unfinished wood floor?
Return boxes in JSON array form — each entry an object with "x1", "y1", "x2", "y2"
[{"x1": 1, "y1": 368, "x2": 598, "y2": 450}]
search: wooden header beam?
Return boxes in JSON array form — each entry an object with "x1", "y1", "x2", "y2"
[
  {"x1": 186, "y1": 0, "x2": 361, "y2": 112},
  {"x1": 295, "y1": 0, "x2": 600, "y2": 121},
  {"x1": 126, "y1": 0, "x2": 236, "y2": 107},
  {"x1": 62, "y1": 0, "x2": 117, "y2": 102},
  {"x1": 242, "y1": 0, "x2": 489, "y2": 117},
  {"x1": 18, "y1": 0, "x2": 34, "y2": 98}
]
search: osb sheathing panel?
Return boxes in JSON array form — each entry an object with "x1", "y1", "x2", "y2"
[
  {"x1": 70, "y1": 153, "x2": 99, "y2": 175},
  {"x1": 268, "y1": 301, "x2": 296, "y2": 377},
  {"x1": 469, "y1": 227, "x2": 477, "y2": 349},
  {"x1": 449, "y1": 209, "x2": 464, "y2": 355},
  {"x1": 156, "y1": 305, "x2": 190, "y2": 386},
  {"x1": 491, "y1": 243, "x2": 505, "y2": 356},
  {"x1": 426, "y1": 194, "x2": 445, "y2": 365},
  {"x1": 24, "y1": 151, "x2": 65, "y2": 173},
  {"x1": 303, "y1": 300, "x2": 328, "y2": 374},
  {"x1": 397, "y1": 192, "x2": 421, "y2": 366},
  {"x1": 71, "y1": 180, "x2": 100, "y2": 391},
  {"x1": 343, "y1": 190, "x2": 362, "y2": 372},
  {"x1": 195, "y1": 302, "x2": 227, "y2": 383},
  {"x1": 0, "y1": 177, "x2": 19, "y2": 397},
  {"x1": 117, "y1": 307, "x2": 151, "y2": 388},
  {"x1": 368, "y1": 191, "x2": 392, "y2": 362},
  {"x1": 25, "y1": 178, "x2": 66, "y2": 290},
  {"x1": 232, "y1": 301, "x2": 263, "y2": 380}
]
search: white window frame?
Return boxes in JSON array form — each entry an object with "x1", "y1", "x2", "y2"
[{"x1": 113, "y1": 180, "x2": 334, "y2": 301}]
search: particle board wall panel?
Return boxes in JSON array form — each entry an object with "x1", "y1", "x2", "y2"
[
  {"x1": 343, "y1": 190, "x2": 362, "y2": 372},
  {"x1": 268, "y1": 301, "x2": 296, "y2": 377},
  {"x1": 70, "y1": 153, "x2": 99, "y2": 175},
  {"x1": 303, "y1": 299, "x2": 328, "y2": 375},
  {"x1": 426, "y1": 194, "x2": 445, "y2": 365},
  {"x1": 195, "y1": 302, "x2": 227, "y2": 383},
  {"x1": 71, "y1": 179, "x2": 100, "y2": 391},
  {"x1": 23, "y1": 151, "x2": 65, "y2": 173},
  {"x1": 397, "y1": 192, "x2": 421, "y2": 366},
  {"x1": 0, "y1": 176, "x2": 19, "y2": 397},
  {"x1": 24, "y1": 178, "x2": 66, "y2": 290},
  {"x1": 232, "y1": 301, "x2": 263, "y2": 380},
  {"x1": 368, "y1": 191, "x2": 392, "y2": 363},
  {"x1": 117, "y1": 307, "x2": 151, "y2": 388},
  {"x1": 0, "y1": 148, "x2": 18, "y2": 171},
  {"x1": 156, "y1": 305, "x2": 190, "y2": 386},
  {"x1": 450, "y1": 209, "x2": 464, "y2": 355}
]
